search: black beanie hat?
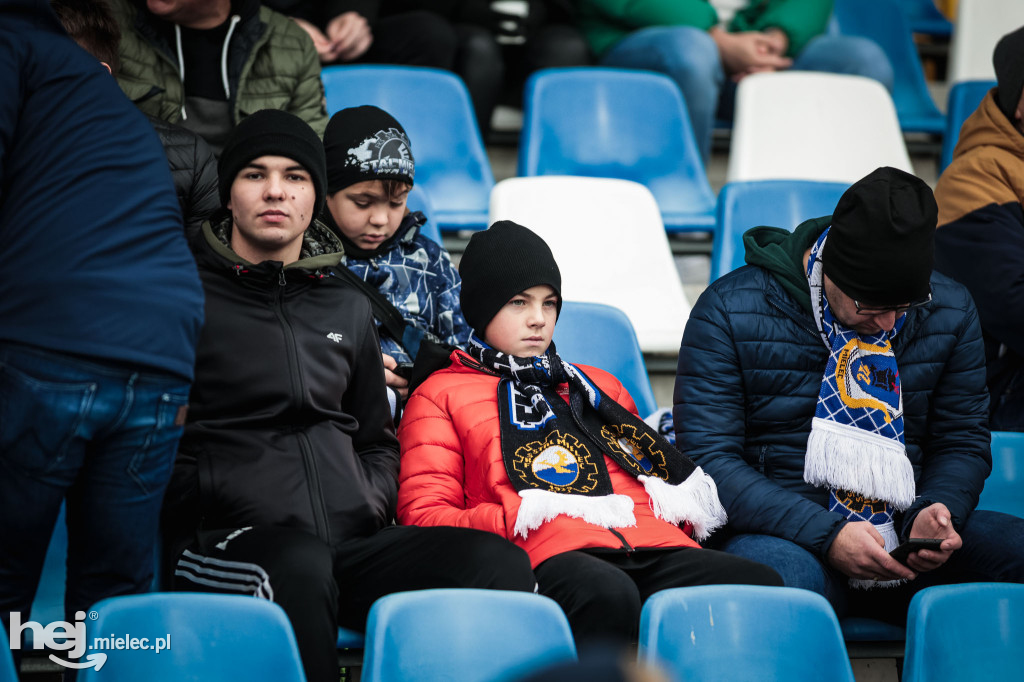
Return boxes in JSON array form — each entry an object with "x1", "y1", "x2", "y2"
[
  {"x1": 324, "y1": 105, "x2": 415, "y2": 194},
  {"x1": 459, "y1": 221, "x2": 562, "y2": 334},
  {"x1": 824, "y1": 166, "x2": 936, "y2": 306},
  {"x1": 994, "y1": 25, "x2": 1024, "y2": 123},
  {"x1": 218, "y1": 109, "x2": 327, "y2": 216}
]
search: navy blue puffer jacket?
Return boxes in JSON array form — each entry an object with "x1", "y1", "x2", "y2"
[{"x1": 675, "y1": 257, "x2": 990, "y2": 559}]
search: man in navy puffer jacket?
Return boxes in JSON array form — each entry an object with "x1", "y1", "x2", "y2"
[{"x1": 676, "y1": 167, "x2": 1024, "y2": 621}]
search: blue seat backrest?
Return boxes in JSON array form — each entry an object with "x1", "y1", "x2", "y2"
[
  {"x1": 404, "y1": 185, "x2": 442, "y2": 245},
  {"x1": 939, "y1": 80, "x2": 996, "y2": 175},
  {"x1": 640, "y1": 585, "x2": 855, "y2": 682},
  {"x1": 978, "y1": 431, "x2": 1024, "y2": 518},
  {"x1": 711, "y1": 180, "x2": 849, "y2": 281},
  {"x1": 903, "y1": 583, "x2": 1024, "y2": 682},
  {"x1": 518, "y1": 67, "x2": 715, "y2": 232},
  {"x1": 552, "y1": 301, "x2": 658, "y2": 417},
  {"x1": 361, "y1": 588, "x2": 576, "y2": 682},
  {"x1": 320, "y1": 65, "x2": 494, "y2": 232},
  {"x1": 832, "y1": 0, "x2": 944, "y2": 133}
]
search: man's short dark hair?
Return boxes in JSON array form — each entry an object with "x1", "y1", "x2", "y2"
[{"x1": 51, "y1": 0, "x2": 121, "y2": 76}]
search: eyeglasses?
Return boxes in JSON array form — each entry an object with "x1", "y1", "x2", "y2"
[{"x1": 853, "y1": 292, "x2": 932, "y2": 316}]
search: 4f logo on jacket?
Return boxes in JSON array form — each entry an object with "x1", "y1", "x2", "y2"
[{"x1": 326, "y1": 332, "x2": 343, "y2": 343}]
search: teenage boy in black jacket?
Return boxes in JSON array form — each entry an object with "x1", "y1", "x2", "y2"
[{"x1": 164, "y1": 109, "x2": 535, "y2": 682}]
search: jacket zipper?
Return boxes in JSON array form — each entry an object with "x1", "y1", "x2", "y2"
[
  {"x1": 766, "y1": 294, "x2": 821, "y2": 341},
  {"x1": 608, "y1": 528, "x2": 634, "y2": 553},
  {"x1": 273, "y1": 270, "x2": 329, "y2": 543}
]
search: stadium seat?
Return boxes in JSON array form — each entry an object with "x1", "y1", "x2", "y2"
[
  {"x1": 727, "y1": 72, "x2": 914, "y2": 183},
  {"x1": 901, "y1": 0, "x2": 953, "y2": 37},
  {"x1": 711, "y1": 180, "x2": 849, "y2": 281},
  {"x1": 518, "y1": 68, "x2": 716, "y2": 234},
  {"x1": 361, "y1": 588, "x2": 576, "y2": 682},
  {"x1": 978, "y1": 431, "x2": 1024, "y2": 518},
  {"x1": 320, "y1": 65, "x2": 494, "y2": 233},
  {"x1": 553, "y1": 301, "x2": 659, "y2": 417},
  {"x1": 639, "y1": 585, "x2": 856, "y2": 682},
  {"x1": 832, "y1": 0, "x2": 945, "y2": 134},
  {"x1": 489, "y1": 176, "x2": 691, "y2": 354},
  {"x1": 405, "y1": 185, "x2": 443, "y2": 244},
  {"x1": 78, "y1": 593, "x2": 306, "y2": 681},
  {"x1": 939, "y1": 80, "x2": 997, "y2": 174},
  {"x1": 902, "y1": 583, "x2": 1024, "y2": 682},
  {"x1": 948, "y1": 0, "x2": 1024, "y2": 84}
]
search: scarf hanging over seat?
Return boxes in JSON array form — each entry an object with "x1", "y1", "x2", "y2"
[{"x1": 465, "y1": 337, "x2": 727, "y2": 542}]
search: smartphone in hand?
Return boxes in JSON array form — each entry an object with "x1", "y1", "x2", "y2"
[{"x1": 889, "y1": 538, "x2": 944, "y2": 565}]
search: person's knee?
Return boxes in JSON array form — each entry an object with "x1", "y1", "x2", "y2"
[
  {"x1": 798, "y1": 35, "x2": 895, "y2": 91},
  {"x1": 392, "y1": 11, "x2": 458, "y2": 67},
  {"x1": 721, "y1": 534, "x2": 828, "y2": 594},
  {"x1": 439, "y1": 529, "x2": 536, "y2": 591}
]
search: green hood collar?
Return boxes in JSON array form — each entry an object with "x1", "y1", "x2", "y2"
[
  {"x1": 742, "y1": 215, "x2": 832, "y2": 313},
  {"x1": 202, "y1": 212, "x2": 345, "y2": 271}
]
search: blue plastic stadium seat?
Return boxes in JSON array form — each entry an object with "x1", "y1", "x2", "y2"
[
  {"x1": 840, "y1": 617, "x2": 907, "y2": 642},
  {"x1": 939, "y1": 80, "x2": 996, "y2": 175},
  {"x1": 78, "y1": 593, "x2": 306, "y2": 681},
  {"x1": 361, "y1": 589, "x2": 576, "y2": 682},
  {"x1": 711, "y1": 180, "x2": 849, "y2": 281},
  {"x1": 833, "y1": 0, "x2": 945, "y2": 134},
  {"x1": 903, "y1": 583, "x2": 1024, "y2": 682},
  {"x1": 900, "y1": 0, "x2": 953, "y2": 36},
  {"x1": 320, "y1": 65, "x2": 494, "y2": 233},
  {"x1": 553, "y1": 301, "x2": 659, "y2": 417},
  {"x1": 0, "y1": 631, "x2": 16, "y2": 682},
  {"x1": 640, "y1": 585, "x2": 855, "y2": 682},
  {"x1": 404, "y1": 185, "x2": 443, "y2": 245},
  {"x1": 518, "y1": 67, "x2": 716, "y2": 234},
  {"x1": 337, "y1": 627, "x2": 365, "y2": 649},
  {"x1": 978, "y1": 431, "x2": 1024, "y2": 518}
]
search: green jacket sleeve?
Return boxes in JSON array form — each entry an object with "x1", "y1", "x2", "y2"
[
  {"x1": 284, "y1": 22, "x2": 329, "y2": 138},
  {"x1": 730, "y1": 0, "x2": 833, "y2": 55},
  {"x1": 585, "y1": 0, "x2": 718, "y2": 29}
]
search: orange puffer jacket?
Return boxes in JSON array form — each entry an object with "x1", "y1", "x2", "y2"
[{"x1": 397, "y1": 351, "x2": 699, "y2": 568}]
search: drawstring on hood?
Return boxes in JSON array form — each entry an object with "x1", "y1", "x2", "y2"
[{"x1": 173, "y1": 12, "x2": 242, "y2": 120}]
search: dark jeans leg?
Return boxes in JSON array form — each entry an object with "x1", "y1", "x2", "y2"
[
  {"x1": 453, "y1": 24, "x2": 503, "y2": 137},
  {"x1": 356, "y1": 11, "x2": 457, "y2": 68},
  {"x1": 333, "y1": 526, "x2": 536, "y2": 630},
  {"x1": 0, "y1": 344, "x2": 186, "y2": 643},
  {"x1": 172, "y1": 527, "x2": 339, "y2": 682}
]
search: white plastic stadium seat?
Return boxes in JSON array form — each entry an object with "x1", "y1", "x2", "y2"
[
  {"x1": 726, "y1": 71, "x2": 913, "y2": 183},
  {"x1": 489, "y1": 176, "x2": 690, "y2": 354}
]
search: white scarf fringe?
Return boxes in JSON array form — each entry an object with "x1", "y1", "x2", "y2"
[
  {"x1": 849, "y1": 519, "x2": 905, "y2": 590},
  {"x1": 513, "y1": 489, "x2": 636, "y2": 539},
  {"x1": 805, "y1": 418, "x2": 916, "y2": 510},
  {"x1": 639, "y1": 469, "x2": 728, "y2": 541}
]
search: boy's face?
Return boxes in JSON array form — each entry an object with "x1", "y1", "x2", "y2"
[
  {"x1": 483, "y1": 285, "x2": 559, "y2": 357},
  {"x1": 227, "y1": 155, "x2": 316, "y2": 263},
  {"x1": 325, "y1": 180, "x2": 409, "y2": 251}
]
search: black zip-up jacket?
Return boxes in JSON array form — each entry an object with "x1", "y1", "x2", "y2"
[{"x1": 163, "y1": 214, "x2": 399, "y2": 557}]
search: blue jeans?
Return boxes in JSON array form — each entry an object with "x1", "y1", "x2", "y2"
[
  {"x1": 0, "y1": 343, "x2": 189, "y2": 635},
  {"x1": 717, "y1": 510, "x2": 1024, "y2": 622},
  {"x1": 599, "y1": 26, "x2": 896, "y2": 162}
]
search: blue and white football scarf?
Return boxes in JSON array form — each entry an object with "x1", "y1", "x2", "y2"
[
  {"x1": 805, "y1": 228, "x2": 917, "y2": 588},
  {"x1": 464, "y1": 337, "x2": 727, "y2": 542}
]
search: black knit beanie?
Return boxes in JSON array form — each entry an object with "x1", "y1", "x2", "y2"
[
  {"x1": 459, "y1": 221, "x2": 562, "y2": 335},
  {"x1": 324, "y1": 105, "x2": 415, "y2": 194},
  {"x1": 218, "y1": 109, "x2": 327, "y2": 216},
  {"x1": 994, "y1": 25, "x2": 1024, "y2": 123},
  {"x1": 824, "y1": 167, "x2": 936, "y2": 306}
]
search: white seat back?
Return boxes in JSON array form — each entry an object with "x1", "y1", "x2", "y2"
[
  {"x1": 489, "y1": 176, "x2": 690, "y2": 354},
  {"x1": 727, "y1": 71, "x2": 913, "y2": 183}
]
